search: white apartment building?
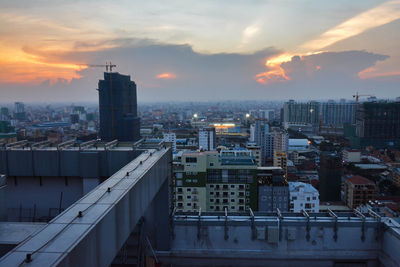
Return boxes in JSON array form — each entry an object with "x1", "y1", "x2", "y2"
[
  {"x1": 199, "y1": 127, "x2": 216, "y2": 151},
  {"x1": 163, "y1": 132, "x2": 177, "y2": 153},
  {"x1": 289, "y1": 182, "x2": 319, "y2": 212}
]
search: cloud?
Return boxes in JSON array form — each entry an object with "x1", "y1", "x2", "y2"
[
  {"x1": 1, "y1": 40, "x2": 397, "y2": 103},
  {"x1": 302, "y1": 0, "x2": 400, "y2": 51},
  {"x1": 156, "y1": 73, "x2": 177, "y2": 79}
]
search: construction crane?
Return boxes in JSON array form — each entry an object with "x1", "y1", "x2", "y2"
[
  {"x1": 353, "y1": 92, "x2": 374, "y2": 102},
  {"x1": 76, "y1": 62, "x2": 116, "y2": 72}
]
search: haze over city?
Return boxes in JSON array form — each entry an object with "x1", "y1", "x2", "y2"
[{"x1": 1, "y1": 0, "x2": 400, "y2": 102}]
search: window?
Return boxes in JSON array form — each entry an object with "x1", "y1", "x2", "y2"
[
  {"x1": 306, "y1": 197, "x2": 310, "y2": 201},
  {"x1": 239, "y1": 206, "x2": 244, "y2": 211},
  {"x1": 246, "y1": 184, "x2": 250, "y2": 189},
  {"x1": 177, "y1": 188, "x2": 183, "y2": 193},
  {"x1": 239, "y1": 199, "x2": 244, "y2": 204},
  {"x1": 231, "y1": 199, "x2": 235, "y2": 202},
  {"x1": 230, "y1": 192, "x2": 235, "y2": 195},
  {"x1": 312, "y1": 196, "x2": 316, "y2": 200},
  {"x1": 210, "y1": 184, "x2": 214, "y2": 188},
  {"x1": 305, "y1": 203, "x2": 311, "y2": 209},
  {"x1": 246, "y1": 191, "x2": 250, "y2": 196},
  {"x1": 210, "y1": 192, "x2": 214, "y2": 195},
  {"x1": 239, "y1": 185, "x2": 244, "y2": 190},
  {"x1": 210, "y1": 162, "x2": 214, "y2": 167},
  {"x1": 186, "y1": 157, "x2": 197, "y2": 163},
  {"x1": 187, "y1": 195, "x2": 191, "y2": 199},
  {"x1": 176, "y1": 173, "x2": 183, "y2": 179},
  {"x1": 177, "y1": 196, "x2": 183, "y2": 201},
  {"x1": 292, "y1": 196, "x2": 297, "y2": 200},
  {"x1": 210, "y1": 199, "x2": 214, "y2": 202},
  {"x1": 231, "y1": 206, "x2": 235, "y2": 210},
  {"x1": 210, "y1": 206, "x2": 214, "y2": 209},
  {"x1": 187, "y1": 188, "x2": 191, "y2": 192},
  {"x1": 178, "y1": 202, "x2": 183, "y2": 207},
  {"x1": 187, "y1": 203, "x2": 192, "y2": 206},
  {"x1": 176, "y1": 180, "x2": 182, "y2": 186},
  {"x1": 231, "y1": 185, "x2": 235, "y2": 188}
]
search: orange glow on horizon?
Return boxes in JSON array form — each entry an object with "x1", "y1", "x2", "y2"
[{"x1": 156, "y1": 73, "x2": 177, "y2": 79}]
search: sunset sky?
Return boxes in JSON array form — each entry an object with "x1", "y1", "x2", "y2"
[{"x1": 1, "y1": 0, "x2": 399, "y2": 102}]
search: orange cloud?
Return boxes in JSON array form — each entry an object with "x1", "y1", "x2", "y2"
[
  {"x1": 358, "y1": 67, "x2": 400, "y2": 79},
  {"x1": 156, "y1": 73, "x2": 177, "y2": 79}
]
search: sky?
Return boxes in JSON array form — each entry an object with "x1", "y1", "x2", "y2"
[{"x1": 0, "y1": 0, "x2": 399, "y2": 102}]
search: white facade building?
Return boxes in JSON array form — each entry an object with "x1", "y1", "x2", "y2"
[
  {"x1": 199, "y1": 127, "x2": 216, "y2": 151},
  {"x1": 289, "y1": 182, "x2": 319, "y2": 212},
  {"x1": 163, "y1": 132, "x2": 177, "y2": 153}
]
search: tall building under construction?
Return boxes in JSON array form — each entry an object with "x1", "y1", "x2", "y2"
[{"x1": 98, "y1": 72, "x2": 140, "y2": 142}]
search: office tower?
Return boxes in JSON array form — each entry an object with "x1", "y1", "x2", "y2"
[
  {"x1": 318, "y1": 153, "x2": 342, "y2": 202},
  {"x1": 198, "y1": 127, "x2": 216, "y2": 151},
  {"x1": 14, "y1": 102, "x2": 26, "y2": 120},
  {"x1": 353, "y1": 101, "x2": 400, "y2": 148},
  {"x1": 98, "y1": 72, "x2": 140, "y2": 142},
  {"x1": 289, "y1": 182, "x2": 319, "y2": 212},
  {"x1": 163, "y1": 132, "x2": 177, "y2": 153},
  {"x1": 0, "y1": 107, "x2": 9, "y2": 121},
  {"x1": 343, "y1": 175, "x2": 377, "y2": 209},
  {"x1": 283, "y1": 100, "x2": 320, "y2": 125},
  {"x1": 258, "y1": 168, "x2": 289, "y2": 212}
]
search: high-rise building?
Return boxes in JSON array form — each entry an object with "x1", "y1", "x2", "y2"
[
  {"x1": 198, "y1": 127, "x2": 216, "y2": 151},
  {"x1": 289, "y1": 182, "x2": 319, "y2": 212},
  {"x1": 163, "y1": 132, "x2": 177, "y2": 153},
  {"x1": 283, "y1": 100, "x2": 320, "y2": 125},
  {"x1": 14, "y1": 102, "x2": 26, "y2": 121},
  {"x1": 254, "y1": 119, "x2": 273, "y2": 165},
  {"x1": 352, "y1": 101, "x2": 400, "y2": 148},
  {"x1": 321, "y1": 100, "x2": 356, "y2": 127},
  {"x1": 344, "y1": 175, "x2": 376, "y2": 209},
  {"x1": 98, "y1": 72, "x2": 140, "y2": 142},
  {"x1": 319, "y1": 153, "x2": 342, "y2": 202}
]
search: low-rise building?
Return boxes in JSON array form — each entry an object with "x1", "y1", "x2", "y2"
[
  {"x1": 343, "y1": 149, "x2": 361, "y2": 163},
  {"x1": 289, "y1": 182, "x2": 319, "y2": 212},
  {"x1": 246, "y1": 143, "x2": 261, "y2": 167},
  {"x1": 258, "y1": 167, "x2": 289, "y2": 212},
  {"x1": 344, "y1": 175, "x2": 377, "y2": 209},
  {"x1": 273, "y1": 151, "x2": 288, "y2": 176}
]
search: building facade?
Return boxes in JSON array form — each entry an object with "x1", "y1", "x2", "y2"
[
  {"x1": 344, "y1": 175, "x2": 377, "y2": 209},
  {"x1": 198, "y1": 127, "x2": 216, "y2": 151},
  {"x1": 258, "y1": 167, "x2": 289, "y2": 212},
  {"x1": 173, "y1": 150, "x2": 258, "y2": 212},
  {"x1": 289, "y1": 182, "x2": 319, "y2": 212},
  {"x1": 163, "y1": 132, "x2": 177, "y2": 153},
  {"x1": 319, "y1": 153, "x2": 342, "y2": 202}
]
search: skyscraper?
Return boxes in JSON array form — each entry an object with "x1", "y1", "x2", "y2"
[
  {"x1": 98, "y1": 72, "x2": 140, "y2": 142},
  {"x1": 319, "y1": 152, "x2": 342, "y2": 202}
]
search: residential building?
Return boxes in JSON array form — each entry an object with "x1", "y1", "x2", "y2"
[
  {"x1": 258, "y1": 167, "x2": 289, "y2": 212},
  {"x1": 344, "y1": 175, "x2": 377, "y2": 209},
  {"x1": 173, "y1": 150, "x2": 258, "y2": 212},
  {"x1": 273, "y1": 131, "x2": 288, "y2": 153},
  {"x1": 289, "y1": 182, "x2": 319, "y2": 212},
  {"x1": 98, "y1": 72, "x2": 140, "y2": 142},
  {"x1": 198, "y1": 127, "x2": 216, "y2": 151},
  {"x1": 288, "y1": 139, "x2": 310, "y2": 151},
  {"x1": 246, "y1": 143, "x2": 262, "y2": 167},
  {"x1": 14, "y1": 102, "x2": 26, "y2": 121},
  {"x1": 283, "y1": 100, "x2": 320, "y2": 125},
  {"x1": 163, "y1": 132, "x2": 177, "y2": 153},
  {"x1": 273, "y1": 151, "x2": 287, "y2": 177},
  {"x1": 321, "y1": 99, "x2": 357, "y2": 127}
]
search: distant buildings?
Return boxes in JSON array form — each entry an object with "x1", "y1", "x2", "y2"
[
  {"x1": 163, "y1": 132, "x2": 177, "y2": 153},
  {"x1": 319, "y1": 153, "x2": 342, "y2": 202},
  {"x1": 352, "y1": 101, "x2": 400, "y2": 149},
  {"x1": 288, "y1": 139, "x2": 310, "y2": 151},
  {"x1": 283, "y1": 100, "x2": 320, "y2": 125},
  {"x1": 98, "y1": 72, "x2": 140, "y2": 142},
  {"x1": 14, "y1": 102, "x2": 26, "y2": 121},
  {"x1": 289, "y1": 182, "x2": 319, "y2": 212},
  {"x1": 344, "y1": 175, "x2": 377, "y2": 209},
  {"x1": 198, "y1": 127, "x2": 216, "y2": 151}
]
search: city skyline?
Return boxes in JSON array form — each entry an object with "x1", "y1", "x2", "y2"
[{"x1": 0, "y1": 0, "x2": 399, "y2": 102}]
